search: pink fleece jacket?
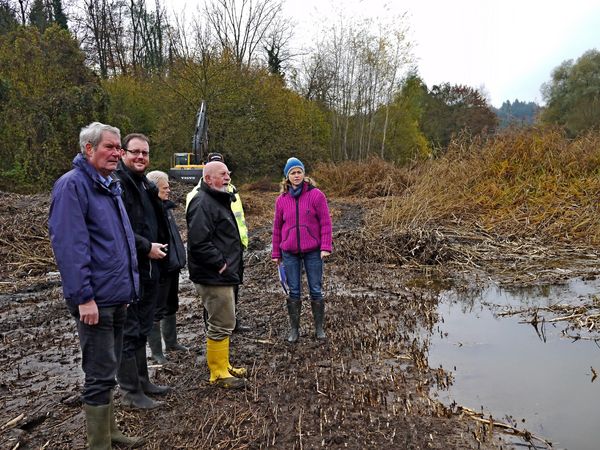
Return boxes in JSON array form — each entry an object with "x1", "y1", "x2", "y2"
[{"x1": 271, "y1": 183, "x2": 332, "y2": 258}]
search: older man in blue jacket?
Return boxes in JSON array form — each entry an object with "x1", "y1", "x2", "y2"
[{"x1": 49, "y1": 122, "x2": 144, "y2": 449}]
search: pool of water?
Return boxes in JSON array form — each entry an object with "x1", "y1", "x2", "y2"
[{"x1": 428, "y1": 277, "x2": 600, "y2": 450}]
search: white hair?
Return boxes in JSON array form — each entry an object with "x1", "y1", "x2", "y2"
[
  {"x1": 146, "y1": 170, "x2": 169, "y2": 185},
  {"x1": 79, "y1": 122, "x2": 121, "y2": 155}
]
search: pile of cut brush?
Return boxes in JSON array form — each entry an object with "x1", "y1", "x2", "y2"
[{"x1": 0, "y1": 192, "x2": 54, "y2": 292}]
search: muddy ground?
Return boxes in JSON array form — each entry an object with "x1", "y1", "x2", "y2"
[{"x1": 1, "y1": 181, "x2": 565, "y2": 450}]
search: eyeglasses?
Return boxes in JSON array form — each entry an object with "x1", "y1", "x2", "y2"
[{"x1": 124, "y1": 149, "x2": 150, "y2": 157}]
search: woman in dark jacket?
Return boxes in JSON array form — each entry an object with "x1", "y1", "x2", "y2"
[{"x1": 146, "y1": 171, "x2": 188, "y2": 364}]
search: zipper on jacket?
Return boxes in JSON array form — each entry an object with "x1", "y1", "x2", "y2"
[{"x1": 295, "y1": 197, "x2": 301, "y2": 254}]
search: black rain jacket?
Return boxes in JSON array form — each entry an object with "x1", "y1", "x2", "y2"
[
  {"x1": 115, "y1": 161, "x2": 169, "y2": 282},
  {"x1": 186, "y1": 181, "x2": 243, "y2": 286}
]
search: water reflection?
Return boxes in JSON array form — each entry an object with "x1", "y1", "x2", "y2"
[{"x1": 428, "y1": 277, "x2": 600, "y2": 450}]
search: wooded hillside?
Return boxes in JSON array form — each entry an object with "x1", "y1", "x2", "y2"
[{"x1": 0, "y1": 0, "x2": 598, "y2": 193}]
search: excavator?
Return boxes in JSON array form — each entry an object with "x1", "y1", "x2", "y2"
[{"x1": 168, "y1": 100, "x2": 208, "y2": 184}]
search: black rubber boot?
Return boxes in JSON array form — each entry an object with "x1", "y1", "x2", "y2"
[
  {"x1": 286, "y1": 300, "x2": 301, "y2": 343},
  {"x1": 311, "y1": 300, "x2": 326, "y2": 340},
  {"x1": 136, "y1": 346, "x2": 171, "y2": 396},
  {"x1": 233, "y1": 286, "x2": 251, "y2": 333},
  {"x1": 83, "y1": 403, "x2": 111, "y2": 450},
  {"x1": 234, "y1": 318, "x2": 251, "y2": 333},
  {"x1": 162, "y1": 314, "x2": 189, "y2": 352},
  {"x1": 117, "y1": 355, "x2": 163, "y2": 409},
  {"x1": 108, "y1": 393, "x2": 145, "y2": 447},
  {"x1": 148, "y1": 322, "x2": 167, "y2": 364}
]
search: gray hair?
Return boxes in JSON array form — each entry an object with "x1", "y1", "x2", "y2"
[
  {"x1": 146, "y1": 170, "x2": 169, "y2": 185},
  {"x1": 79, "y1": 122, "x2": 121, "y2": 155}
]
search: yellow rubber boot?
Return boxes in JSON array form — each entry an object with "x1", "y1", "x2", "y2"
[
  {"x1": 228, "y1": 363, "x2": 247, "y2": 378},
  {"x1": 206, "y1": 337, "x2": 246, "y2": 389},
  {"x1": 227, "y1": 337, "x2": 247, "y2": 378}
]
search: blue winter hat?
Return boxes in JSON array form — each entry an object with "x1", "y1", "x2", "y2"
[{"x1": 283, "y1": 157, "x2": 305, "y2": 178}]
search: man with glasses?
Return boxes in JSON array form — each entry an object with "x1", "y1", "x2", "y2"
[
  {"x1": 115, "y1": 133, "x2": 172, "y2": 409},
  {"x1": 48, "y1": 122, "x2": 144, "y2": 448}
]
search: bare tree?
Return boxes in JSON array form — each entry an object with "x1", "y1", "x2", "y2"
[
  {"x1": 291, "y1": 49, "x2": 334, "y2": 104},
  {"x1": 204, "y1": 0, "x2": 283, "y2": 67},
  {"x1": 293, "y1": 12, "x2": 413, "y2": 161},
  {"x1": 16, "y1": 0, "x2": 28, "y2": 24},
  {"x1": 80, "y1": 0, "x2": 114, "y2": 77},
  {"x1": 128, "y1": 0, "x2": 168, "y2": 73},
  {"x1": 70, "y1": 0, "x2": 170, "y2": 77},
  {"x1": 263, "y1": 16, "x2": 292, "y2": 77}
]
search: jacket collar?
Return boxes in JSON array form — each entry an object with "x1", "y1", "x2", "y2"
[
  {"x1": 200, "y1": 180, "x2": 234, "y2": 205},
  {"x1": 73, "y1": 154, "x2": 122, "y2": 196},
  {"x1": 163, "y1": 199, "x2": 176, "y2": 210}
]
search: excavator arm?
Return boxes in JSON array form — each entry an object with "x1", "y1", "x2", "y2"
[{"x1": 168, "y1": 100, "x2": 208, "y2": 184}]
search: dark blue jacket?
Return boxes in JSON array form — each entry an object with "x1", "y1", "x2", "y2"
[{"x1": 48, "y1": 154, "x2": 139, "y2": 307}]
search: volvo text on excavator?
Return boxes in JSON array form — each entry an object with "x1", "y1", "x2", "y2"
[{"x1": 168, "y1": 100, "x2": 208, "y2": 184}]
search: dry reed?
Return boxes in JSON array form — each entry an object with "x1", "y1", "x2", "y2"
[
  {"x1": 379, "y1": 127, "x2": 600, "y2": 245},
  {"x1": 312, "y1": 157, "x2": 412, "y2": 198}
]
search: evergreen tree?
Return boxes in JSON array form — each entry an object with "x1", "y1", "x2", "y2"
[
  {"x1": 52, "y1": 0, "x2": 68, "y2": 30},
  {"x1": 28, "y1": 0, "x2": 50, "y2": 32},
  {"x1": 495, "y1": 99, "x2": 540, "y2": 128},
  {"x1": 0, "y1": 0, "x2": 18, "y2": 34}
]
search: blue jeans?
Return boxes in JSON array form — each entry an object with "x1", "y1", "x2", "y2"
[
  {"x1": 282, "y1": 250, "x2": 323, "y2": 302},
  {"x1": 68, "y1": 304, "x2": 127, "y2": 406}
]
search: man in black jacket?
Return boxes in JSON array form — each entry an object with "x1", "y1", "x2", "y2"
[
  {"x1": 187, "y1": 161, "x2": 247, "y2": 389},
  {"x1": 115, "y1": 133, "x2": 172, "y2": 408}
]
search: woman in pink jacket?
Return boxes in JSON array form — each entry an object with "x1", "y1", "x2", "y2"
[{"x1": 272, "y1": 157, "x2": 333, "y2": 343}]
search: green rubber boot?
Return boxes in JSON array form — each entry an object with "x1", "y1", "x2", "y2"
[
  {"x1": 109, "y1": 393, "x2": 145, "y2": 447},
  {"x1": 148, "y1": 321, "x2": 167, "y2": 364},
  {"x1": 162, "y1": 314, "x2": 189, "y2": 352},
  {"x1": 83, "y1": 403, "x2": 111, "y2": 450}
]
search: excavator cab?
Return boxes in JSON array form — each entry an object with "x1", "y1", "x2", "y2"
[
  {"x1": 169, "y1": 153, "x2": 204, "y2": 184},
  {"x1": 172, "y1": 153, "x2": 193, "y2": 167}
]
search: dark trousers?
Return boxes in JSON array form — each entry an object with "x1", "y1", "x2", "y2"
[
  {"x1": 122, "y1": 279, "x2": 159, "y2": 357},
  {"x1": 154, "y1": 271, "x2": 180, "y2": 321},
  {"x1": 69, "y1": 304, "x2": 127, "y2": 406}
]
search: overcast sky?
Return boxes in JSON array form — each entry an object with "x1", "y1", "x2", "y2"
[
  {"x1": 282, "y1": 0, "x2": 600, "y2": 107},
  {"x1": 169, "y1": 0, "x2": 600, "y2": 108}
]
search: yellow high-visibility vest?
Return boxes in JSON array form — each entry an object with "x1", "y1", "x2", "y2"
[{"x1": 186, "y1": 181, "x2": 248, "y2": 249}]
